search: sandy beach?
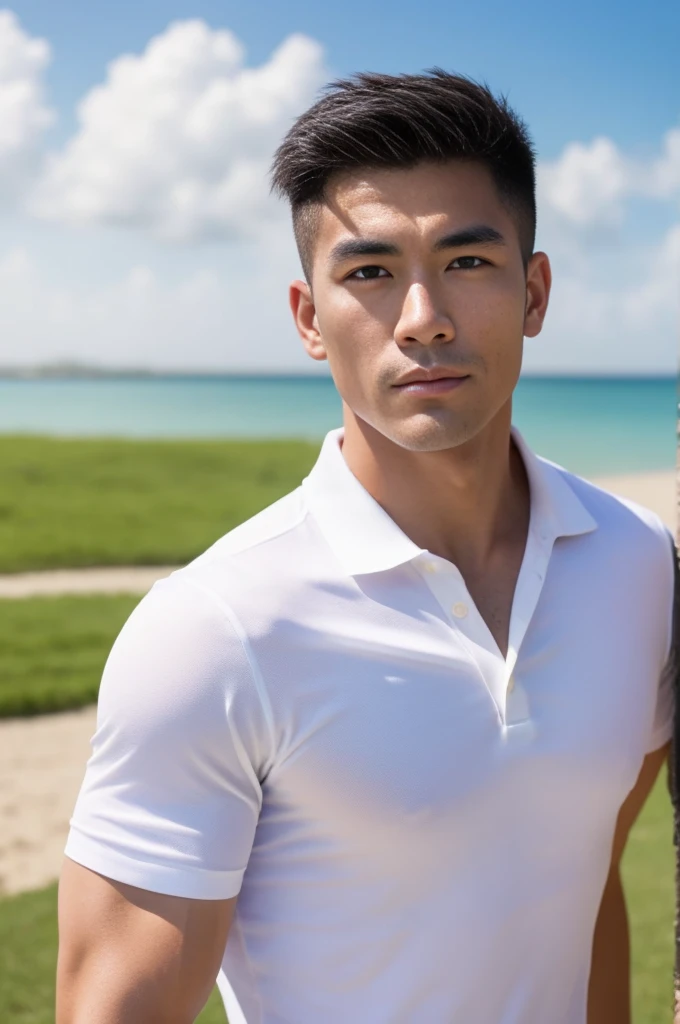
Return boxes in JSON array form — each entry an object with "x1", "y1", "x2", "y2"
[
  {"x1": 591, "y1": 469, "x2": 675, "y2": 532},
  {"x1": 0, "y1": 469, "x2": 674, "y2": 896}
]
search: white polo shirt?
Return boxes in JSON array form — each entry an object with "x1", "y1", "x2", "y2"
[{"x1": 66, "y1": 426, "x2": 675, "y2": 1024}]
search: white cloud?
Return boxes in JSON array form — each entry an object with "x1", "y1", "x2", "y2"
[
  {"x1": 537, "y1": 137, "x2": 629, "y2": 227},
  {"x1": 0, "y1": 236, "x2": 316, "y2": 371},
  {"x1": 647, "y1": 126, "x2": 680, "y2": 199},
  {"x1": 537, "y1": 124, "x2": 680, "y2": 226},
  {"x1": 0, "y1": 13, "x2": 673, "y2": 377},
  {"x1": 620, "y1": 221, "x2": 680, "y2": 327},
  {"x1": 529, "y1": 126, "x2": 679, "y2": 372},
  {"x1": 0, "y1": 9, "x2": 53, "y2": 191},
  {"x1": 30, "y1": 20, "x2": 326, "y2": 240},
  {"x1": 523, "y1": 220, "x2": 679, "y2": 374},
  {"x1": 0, "y1": 219, "x2": 675, "y2": 376}
]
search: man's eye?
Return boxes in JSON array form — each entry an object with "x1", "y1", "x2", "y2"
[
  {"x1": 450, "y1": 256, "x2": 485, "y2": 270},
  {"x1": 349, "y1": 265, "x2": 389, "y2": 280}
]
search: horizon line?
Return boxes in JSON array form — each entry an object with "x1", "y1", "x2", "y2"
[{"x1": 0, "y1": 365, "x2": 676, "y2": 382}]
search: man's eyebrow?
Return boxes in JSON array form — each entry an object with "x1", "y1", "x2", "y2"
[
  {"x1": 327, "y1": 238, "x2": 401, "y2": 265},
  {"x1": 433, "y1": 225, "x2": 506, "y2": 250},
  {"x1": 328, "y1": 226, "x2": 506, "y2": 265}
]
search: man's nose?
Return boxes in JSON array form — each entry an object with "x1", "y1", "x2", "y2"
[{"x1": 393, "y1": 281, "x2": 455, "y2": 347}]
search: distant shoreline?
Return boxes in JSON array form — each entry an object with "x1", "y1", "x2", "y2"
[
  {"x1": 0, "y1": 366, "x2": 333, "y2": 381},
  {"x1": 0, "y1": 366, "x2": 675, "y2": 382}
]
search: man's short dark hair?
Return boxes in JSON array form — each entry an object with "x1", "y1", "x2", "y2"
[{"x1": 271, "y1": 69, "x2": 537, "y2": 282}]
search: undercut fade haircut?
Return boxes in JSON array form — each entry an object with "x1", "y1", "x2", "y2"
[{"x1": 271, "y1": 69, "x2": 537, "y2": 282}]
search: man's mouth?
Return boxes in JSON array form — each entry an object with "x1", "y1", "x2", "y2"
[{"x1": 392, "y1": 370, "x2": 470, "y2": 396}]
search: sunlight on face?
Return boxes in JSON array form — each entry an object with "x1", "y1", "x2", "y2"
[{"x1": 305, "y1": 161, "x2": 539, "y2": 452}]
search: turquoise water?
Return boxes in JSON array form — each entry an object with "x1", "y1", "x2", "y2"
[{"x1": 0, "y1": 375, "x2": 674, "y2": 477}]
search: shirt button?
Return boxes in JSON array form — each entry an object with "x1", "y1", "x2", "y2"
[
  {"x1": 508, "y1": 676, "x2": 516, "y2": 694},
  {"x1": 423, "y1": 561, "x2": 438, "y2": 573},
  {"x1": 451, "y1": 602, "x2": 468, "y2": 618}
]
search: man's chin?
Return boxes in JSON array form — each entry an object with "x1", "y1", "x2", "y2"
[{"x1": 376, "y1": 413, "x2": 480, "y2": 453}]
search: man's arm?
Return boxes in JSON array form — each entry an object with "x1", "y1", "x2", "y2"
[
  {"x1": 56, "y1": 857, "x2": 237, "y2": 1024},
  {"x1": 587, "y1": 742, "x2": 670, "y2": 1024}
]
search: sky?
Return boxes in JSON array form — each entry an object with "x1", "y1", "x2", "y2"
[{"x1": 0, "y1": 0, "x2": 678, "y2": 375}]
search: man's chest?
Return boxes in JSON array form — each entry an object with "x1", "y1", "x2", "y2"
[{"x1": 254, "y1": 575, "x2": 662, "y2": 864}]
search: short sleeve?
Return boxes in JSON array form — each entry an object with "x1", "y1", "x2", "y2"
[
  {"x1": 65, "y1": 574, "x2": 275, "y2": 899},
  {"x1": 646, "y1": 530, "x2": 678, "y2": 754}
]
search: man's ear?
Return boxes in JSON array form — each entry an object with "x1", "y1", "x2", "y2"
[
  {"x1": 289, "y1": 280, "x2": 327, "y2": 362},
  {"x1": 523, "y1": 251, "x2": 552, "y2": 338}
]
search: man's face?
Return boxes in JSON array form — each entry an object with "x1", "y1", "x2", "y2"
[{"x1": 291, "y1": 160, "x2": 550, "y2": 452}]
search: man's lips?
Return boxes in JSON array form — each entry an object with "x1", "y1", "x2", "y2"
[{"x1": 392, "y1": 373, "x2": 470, "y2": 396}]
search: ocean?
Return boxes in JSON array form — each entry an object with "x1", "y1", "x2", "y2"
[{"x1": 0, "y1": 375, "x2": 675, "y2": 478}]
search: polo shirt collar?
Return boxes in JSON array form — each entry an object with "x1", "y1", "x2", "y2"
[
  {"x1": 302, "y1": 428, "x2": 425, "y2": 576},
  {"x1": 511, "y1": 428, "x2": 598, "y2": 544},
  {"x1": 302, "y1": 426, "x2": 597, "y2": 577}
]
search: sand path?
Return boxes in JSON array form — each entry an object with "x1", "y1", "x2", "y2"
[
  {"x1": 0, "y1": 565, "x2": 177, "y2": 598},
  {"x1": 0, "y1": 706, "x2": 97, "y2": 895},
  {"x1": 0, "y1": 470, "x2": 675, "y2": 896}
]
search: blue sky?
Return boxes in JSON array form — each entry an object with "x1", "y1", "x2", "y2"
[
  {"x1": 0, "y1": 0, "x2": 678, "y2": 373},
  {"x1": 15, "y1": 0, "x2": 679, "y2": 154}
]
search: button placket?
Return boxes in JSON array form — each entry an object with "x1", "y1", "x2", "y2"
[
  {"x1": 438, "y1": 581, "x2": 486, "y2": 647},
  {"x1": 416, "y1": 554, "x2": 509, "y2": 718},
  {"x1": 504, "y1": 527, "x2": 553, "y2": 680},
  {"x1": 501, "y1": 525, "x2": 557, "y2": 727},
  {"x1": 416, "y1": 553, "x2": 497, "y2": 648}
]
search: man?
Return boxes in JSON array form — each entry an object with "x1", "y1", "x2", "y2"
[{"x1": 57, "y1": 71, "x2": 675, "y2": 1024}]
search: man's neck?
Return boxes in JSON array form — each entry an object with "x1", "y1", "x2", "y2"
[{"x1": 340, "y1": 403, "x2": 530, "y2": 580}]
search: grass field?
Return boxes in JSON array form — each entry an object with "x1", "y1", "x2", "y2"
[
  {"x1": 0, "y1": 770, "x2": 673, "y2": 1023},
  {"x1": 0, "y1": 436, "x2": 319, "y2": 573},
  {"x1": 0, "y1": 595, "x2": 140, "y2": 717}
]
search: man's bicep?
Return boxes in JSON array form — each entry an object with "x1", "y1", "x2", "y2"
[
  {"x1": 609, "y1": 742, "x2": 670, "y2": 869},
  {"x1": 57, "y1": 857, "x2": 236, "y2": 1023}
]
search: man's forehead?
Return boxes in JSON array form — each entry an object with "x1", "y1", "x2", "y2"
[
  {"x1": 317, "y1": 162, "x2": 508, "y2": 241},
  {"x1": 327, "y1": 160, "x2": 497, "y2": 205}
]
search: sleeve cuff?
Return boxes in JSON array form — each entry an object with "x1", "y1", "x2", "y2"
[{"x1": 64, "y1": 829, "x2": 245, "y2": 901}]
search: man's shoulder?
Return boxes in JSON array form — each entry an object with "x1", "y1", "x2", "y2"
[
  {"x1": 542, "y1": 456, "x2": 673, "y2": 565},
  {"x1": 191, "y1": 485, "x2": 310, "y2": 564},
  {"x1": 167, "y1": 483, "x2": 335, "y2": 616}
]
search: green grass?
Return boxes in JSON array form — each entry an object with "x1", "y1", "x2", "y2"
[
  {"x1": 0, "y1": 774, "x2": 674, "y2": 1023},
  {"x1": 623, "y1": 771, "x2": 676, "y2": 1020},
  {"x1": 0, "y1": 436, "x2": 319, "y2": 573},
  {"x1": 0, "y1": 596, "x2": 140, "y2": 717}
]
